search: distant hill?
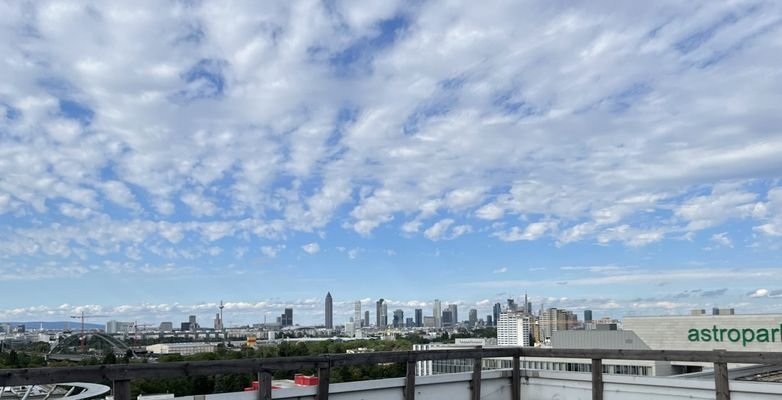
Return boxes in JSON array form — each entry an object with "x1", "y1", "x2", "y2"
[{"x1": 1, "y1": 321, "x2": 104, "y2": 331}]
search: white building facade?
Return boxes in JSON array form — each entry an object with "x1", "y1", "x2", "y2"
[{"x1": 497, "y1": 312, "x2": 530, "y2": 346}]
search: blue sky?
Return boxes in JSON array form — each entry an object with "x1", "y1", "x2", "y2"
[{"x1": 2, "y1": 1, "x2": 782, "y2": 326}]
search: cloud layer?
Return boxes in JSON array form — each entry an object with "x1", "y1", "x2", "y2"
[{"x1": 1, "y1": 1, "x2": 781, "y2": 321}]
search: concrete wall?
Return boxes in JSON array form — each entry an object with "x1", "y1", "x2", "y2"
[
  {"x1": 173, "y1": 369, "x2": 782, "y2": 400},
  {"x1": 624, "y1": 315, "x2": 782, "y2": 352},
  {"x1": 552, "y1": 330, "x2": 651, "y2": 350}
]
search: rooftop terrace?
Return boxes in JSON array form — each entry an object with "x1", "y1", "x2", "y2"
[{"x1": 2, "y1": 348, "x2": 780, "y2": 400}]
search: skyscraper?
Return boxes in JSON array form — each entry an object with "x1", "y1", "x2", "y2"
[
  {"x1": 393, "y1": 309, "x2": 404, "y2": 328},
  {"x1": 376, "y1": 299, "x2": 388, "y2": 327},
  {"x1": 584, "y1": 309, "x2": 593, "y2": 322},
  {"x1": 468, "y1": 309, "x2": 478, "y2": 326},
  {"x1": 448, "y1": 304, "x2": 458, "y2": 325},
  {"x1": 414, "y1": 309, "x2": 423, "y2": 327},
  {"x1": 364, "y1": 310, "x2": 370, "y2": 327},
  {"x1": 281, "y1": 308, "x2": 293, "y2": 327},
  {"x1": 441, "y1": 310, "x2": 453, "y2": 326},
  {"x1": 325, "y1": 292, "x2": 333, "y2": 329},
  {"x1": 493, "y1": 303, "x2": 501, "y2": 326},
  {"x1": 354, "y1": 301, "x2": 362, "y2": 327},
  {"x1": 376, "y1": 299, "x2": 383, "y2": 327},
  {"x1": 433, "y1": 299, "x2": 442, "y2": 328}
]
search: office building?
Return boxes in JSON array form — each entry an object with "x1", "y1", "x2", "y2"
[
  {"x1": 584, "y1": 310, "x2": 593, "y2": 323},
  {"x1": 188, "y1": 315, "x2": 197, "y2": 331},
  {"x1": 376, "y1": 299, "x2": 388, "y2": 327},
  {"x1": 486, "y1": 315, "x2": 493, "y2": 326},
  {"x1": 691, "y1": 309, "x2": 706, "y2": 315},
  {"x1": 146, "y1": 342, "x2": 216, "y2": 356},
  {"x1": 393, "y1": 309, "x2": 404, "y2": 328},
  {"x1": 415, "y1": 309, "x2": 423, "y2": 327},
  {"x1": 423, "y1": 316, "x2": 435, "y2": 327},
  {"x1": 354, "y1": 301, "x2": 362, "y2": 328},
  {"x1": 364, "y1": 310, "x2": 370, "y2": 328},
  {"x1": 214, "y1": 313, "x2": 223, "y2": 331},
  {"x1": 159, "y1": 322, "x2": 173, "y2": 331},
  {"x1": 280, "y1": 308, "x2": 293, "y2": 327},
  {"x1": 469, "y1": 309, "x2": 478, "y2": 326},
  {"x1": 507, "y1": 299, "x2": 517, "y2": 311},
  {"x1": 540, "y1": 308, "x2": 577, "y2": 339},
  {"x1": 493, "y1": 303, "x2": 501, "y2": 326},
  {"x1": 498, "y1": 312, "x2": 531, "y2": 346},
  {"x1": 106, "y1": 320, "x2": 132, "y2": 334},
  {"x1": 325, "y1": 292, "x2": 333, "y2": 329},
  {"x1": 442, "y1": 310, "x2": 453, "y2": 326},
  {"x1": 448, "y1": 304, "x2": 458, "y2": 325},
  {"x1": 180, "y1": 322, "x2": 191, "y2": 331},
  {"x1": 406, "y1": 317, "x2": 414, "y2": 327},
  {"x1": 433, "y1": 299, "x2": 442, "y2": 328}
]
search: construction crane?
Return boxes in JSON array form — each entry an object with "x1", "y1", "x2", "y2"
[
  {"x1": 131, "y1": 322, "x2": 153, "y2": 333},
  {"x1": 70, "y1": 312, "x2": 109, "y2": 353}
]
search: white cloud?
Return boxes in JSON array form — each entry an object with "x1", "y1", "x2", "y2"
[
  {"x1": 749, "y1": 288, "x2": 769, "y2": 298},
  {"x1": 424, "y1": 218, "x2": 454, "y2": 241},
  {"x1": 302, "y1": 242, "x2": 320, "y2": 255},
  {"x1": 710, "y1": 232, "x2": 733, "y2": 248},
  {"x1": 261, "y1": 244, "x2": 286, "y2": 258},
  {"x1": 493, "y1": 267, "x2": 508, "y2": 274}
]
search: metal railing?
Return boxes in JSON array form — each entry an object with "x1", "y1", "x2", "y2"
[{"x1": 2, "y1": 348, "x2": 780, "y2": 400}]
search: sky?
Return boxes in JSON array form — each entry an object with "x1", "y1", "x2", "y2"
[{"x1": 1, "y1": 1, "x2": 782, "y2": 327}]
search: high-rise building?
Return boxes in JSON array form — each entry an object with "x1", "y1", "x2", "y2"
[
  {"x1": 486, "y1": 315, "x2": 493, "y2": 326},
  {"x1": 406, "y1": 317, "x2": 414, "y2": 328},
  {"x1": 281, "y1": 308, "x2": 293, "y2": 327},
  {"x1": 364, "y1": 310, "x2": 370, "y2": 327},
  {"x1": 433, "y1": 299, "x2": 442, "y2": 328},
  {"x1": 106, "y1": 320, "x2": 132, "y2": 334},
  {"x1": 159, "y1": 322, "x2": 173, "y2": 332},
  {"x1": 188, "y1": 315, "x2": 197, "y2": 331},
  {"x1": 468, "y1": 309, "x2": 478, "y2": 326},
  {"x1": 493, "y1": 303, "x2": 502, "y2": 326},
  {"x1": 393, "y1": 309, "x2": 404, "y2": 328},
  {"x1": 448, "y1": 304, "x2": 458, "y2": 325},
  {"x1": 498, "y1": 312, "x2": 531, "y2": 346},
  {"x1": 214, "y1": 313, "x2": 222, "y2": 331},
  {"x1": 584, "y1": 310, "x2": 593, "y2": 323},
  {"x1": 354, "y1": 301, "x2": 362, "y2": 328},
  {"x1": 415, "y1": 309, "x2": 423, "y2": 327},
  {"x1": 507, "y1": 298, "x2": 517, "y2": 311},
  {"x1": 325, "y1": 292, "x2": 333, "y2": 329},
  {"x1": 539, "y1": 308, "x2": 577, "y2": 339},
  {"x1": 376, "y1": 299, "x2": 388, "y2": 327},
  {"x1": 442, "y1": 310, "x2": 453, "y2": 326}
]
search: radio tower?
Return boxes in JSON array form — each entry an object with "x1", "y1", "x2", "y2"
[{"x1": 219, "y1": 300, "x2": 225, "y2": 342}]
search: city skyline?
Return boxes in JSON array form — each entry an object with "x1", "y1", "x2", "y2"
[{"x1": 2, "y1": 2, "x2": 782, "y2": 324}]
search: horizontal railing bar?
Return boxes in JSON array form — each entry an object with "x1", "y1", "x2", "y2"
[{"x1": 2, "y1": 348, "x2": 781, "y2": 386}]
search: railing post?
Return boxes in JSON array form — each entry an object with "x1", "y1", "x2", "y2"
[
  {"x1": 591, "y1": 359, "x2": 603, "y2": 400},
  {"x1": 257, "y1": 371, "x2": 272, "y2": 400},
  {"x1": 512, "y1": 355, "x2": 520, "y2": 400},
  {"x1": 112, "y1": 379, "x2": 131, "y2": 400},
  {"x1": 714, "y1": 362, "x2": 730, "y2": 400},
  {"x1": 471, "y1": 357, "x2": 482, "y2": 400},
  {"x1": 405, "y1": 357, "x2": 416, "y2": 400},
  {"x1": 318, "y1": 362, "x2": 330, "y2": 400}
]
